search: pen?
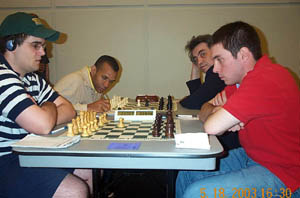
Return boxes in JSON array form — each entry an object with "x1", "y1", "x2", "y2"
[
  {"x1": 103, "y1": 94, "x2": 110, "y2": 100},
  {"x1": 51, "y1": 126, "x2": 67, "y2": 134}
]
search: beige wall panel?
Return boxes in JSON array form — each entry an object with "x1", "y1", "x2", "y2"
[
  {"x1": 55, "y1": 0, "x2": 143, "y2": 7},
  {"x1": 0, "y1": 2, "x2": 299, "y2": 99},
  {"x1": 148, "y1": 5, "x2": 300, "y2": 98},
  {"x1": 0, "y1": 0, "x2": 51, "y2": 8},
  {"x1": 53, "y1": 8, "x2": 147, "y2": 97},
  {"x1": 148, "y1": 0, "x2": 300, "y2": 5}
]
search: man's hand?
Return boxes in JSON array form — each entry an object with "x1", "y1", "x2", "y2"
[
  {"x1": 87, "y1": 99, "x2": 111, "y2": 112},
  {"x1": 212, "y1": 90, "x2": 227, "y2": 106},
  {"x1": 190, "y1": 63, "x2": 201, "y2": 80},
  {"x1": 228, "y1": 122, "x2": 244, "y2": 132},
  {"x1": 198, "y1": 91, "x2": 226, "y2": 122}
]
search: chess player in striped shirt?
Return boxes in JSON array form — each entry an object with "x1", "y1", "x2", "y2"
[{"x1": 0, "y1": 12, "x2": 93, "y2": 198}]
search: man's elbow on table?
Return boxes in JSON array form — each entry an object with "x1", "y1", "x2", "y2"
[{"x1": 203, "y1": 108, "x2": 239, "y2": 135}]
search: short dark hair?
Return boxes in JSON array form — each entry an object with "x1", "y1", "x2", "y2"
[
  {"x1": 212, "y1": 21, "x2": 262, "y2": 61},
  {"x1": 94, "y1": 55, "x2": 119, "y2": 72},
  {"x1": 185, "y1": 34, "x2": 213, "y2": 62},
  {"x1": 0, "y1": 33, "x2": 28, "y2": 54}
]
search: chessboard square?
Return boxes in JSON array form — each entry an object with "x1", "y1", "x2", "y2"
[
  {"x1": 143, "y1": 121, "x2": 153, "y2": 124},
  {"x1": 92, "y1": 134, "x2": 107, "y2": 139},
  {"x1": 126, "y1": 127, "x2": 139, "y2": 130},
  {"x1": 101, "y1": 126, "x2": 114, "y2": 130},
  {"x1": 119, "y1": 134, "x2": 134, "y2": 139},
  {"x1": 111, "y1": 130, "x2": 124, "y2": 133},
  {"x1": 132, "y1": 135, "x2": 148, "y2": 139},
  {"x1": 106, "y1": 135, "x2": 120, "y2": 139},
  {"x1": 106, "y1": 123, "x2": 117, "y2": 127},
  {"x1": 123, "y1": 130, "x2": 136, "y2": 133},
  {"x1": 140, "y1": 126, "x2": 151, "y2": 129},
  {"x1": 122, "y1": 132, "x2": 135, "y2": 135},
  {"x1": 94, "y1": 132, "x2": 109, "y2": 135},
  {"x1": 97, "y1": 130, "x2": 111, "y2": 133},
  {"x1": 135, "y1": 132, "x2": 149, "y2": 136},
  {"x1": 136, "y1": 130, "x2": 149, "y2": 133}
]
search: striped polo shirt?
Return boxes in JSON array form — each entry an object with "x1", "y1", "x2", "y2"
[{"x1": 0, "y1": 54, "x2": 59, "y2": 157}]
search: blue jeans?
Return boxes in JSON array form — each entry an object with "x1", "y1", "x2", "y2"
[{"x1": 176, "y1": 147, "x2": 299, "y2": 198}]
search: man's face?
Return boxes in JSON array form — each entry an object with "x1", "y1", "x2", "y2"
[
  {"x1": 91, "y1": 62, "x2": 117, "y2": 93},
  {"x1": 13, "y1": 36, "x2": 46, "y2": 76},
  {"x1": 191, "y1": 42, "x2": 214, "y2": 73},
  {"x1": 211, "y1": 43, "x2": 244, "y2": 85}
]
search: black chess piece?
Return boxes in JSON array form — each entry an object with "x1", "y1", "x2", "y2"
[
  {"x1": 165, "y1": 122, "x2": 174, "y2": 138},
  {"x1": 145, "y1": 99, "x2": 149, "y2": 107},
  {"x1": 152, "y1": 123, "x2": 160, "y2": 137},
  {"x1": 166, "y1": 111, "x2": 173, "y2": 121},
  {"x1": 158, "y1": 97, "x2": 164, "y2": 110},
  {"x1": 167, "y1": 95, "x2": 172, "y2": 110}
]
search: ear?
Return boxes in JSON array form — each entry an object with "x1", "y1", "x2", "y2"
[
  {"x1": 238, "y1": 47, "x2": 251, "y2": 62},
  {"x1": 90, "y1": 65, "x2": 97, "y2": 75}
]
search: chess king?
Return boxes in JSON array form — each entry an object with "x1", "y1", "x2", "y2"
[{"x1": 54, "y1": 55, "x2": 120, "y2": 113}]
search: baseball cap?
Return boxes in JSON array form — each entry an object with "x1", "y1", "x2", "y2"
[{"x1": 0, "y1": 12, "x2": 60, "y2": 42}]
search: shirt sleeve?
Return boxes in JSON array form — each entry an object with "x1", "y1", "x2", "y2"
[
  {"x1": 223, "y1": 75, "x2": 284, "y2": 125},
  {"x1": 0, "y1": 70, "x2": 35, "y2": 121},
  {"x1": 186, "y1": 78, "x2": 202, "y2": 94},
  {"x1": 180, "y1": 69, "x2": 225, "y2": 109}
]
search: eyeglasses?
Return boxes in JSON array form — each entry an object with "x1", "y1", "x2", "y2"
[
  {"x1": 192, "y1": 50, "x2": 207, "y2": 64},
  {"x1": 26, "y1": 41, "x2": 46, "y2": 51}
]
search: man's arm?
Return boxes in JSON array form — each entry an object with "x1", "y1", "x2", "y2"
[
  {"x1": 203, "y1": 108, "x2": 240, "y2": 135},
  {"x1": 190, "y1": 63, "x2": 201, "y2": 80},
  {"x1": 15, "y1": 102, "x2": 58, "y2": 135},
  {"x1": 53, "y1": 95, "x2": 76, "y2": 125},
  {"x1": 180, "y1": 68, "x2": 225, "y2": 109},
  {"x1": 15, "y1": 96, "x2": 75, "y2": 135}
]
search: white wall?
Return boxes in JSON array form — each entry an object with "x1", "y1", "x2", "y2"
[{"x1": 1, "y1": 0, "x2": 299, "y2": 98}]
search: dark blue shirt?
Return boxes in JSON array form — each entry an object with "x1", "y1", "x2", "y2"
[{"x1": 180, "y1": 66, "x2": 225, "y2": 109}]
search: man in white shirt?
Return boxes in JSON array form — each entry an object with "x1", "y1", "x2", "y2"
[{"x1": 54, "y1": 55, "x2": 119, "y2": 112}]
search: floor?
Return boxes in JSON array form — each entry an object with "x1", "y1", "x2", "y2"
[{"x1": 101, "y1": 169, "x2": 172, "y2": 198}]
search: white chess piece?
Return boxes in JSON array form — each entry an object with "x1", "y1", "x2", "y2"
[{"x1": 137, "y1": 99, "x2": 141, "y2": 107}]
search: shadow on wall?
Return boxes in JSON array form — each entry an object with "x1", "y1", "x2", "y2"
[{"x1": 255, "y1": 26, "x2": 300, "y2": 89}]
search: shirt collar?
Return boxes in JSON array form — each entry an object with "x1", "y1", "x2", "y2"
[{"x1": 86, "y1": 66, "x2": 98, "y2": 94}]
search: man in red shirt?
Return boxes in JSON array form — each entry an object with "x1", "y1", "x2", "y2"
[{"x1": 176, "y1": 21, "x2": 300, "y2": 198}]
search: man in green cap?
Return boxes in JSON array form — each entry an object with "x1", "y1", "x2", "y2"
[{"x1": 0, "y1": 12, "x2": 93, "y2": 198}]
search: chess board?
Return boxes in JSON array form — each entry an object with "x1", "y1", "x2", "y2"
[
  {"x1": 113, "y1": 101, "x2": 177, "y2": 111},
  {"x1": 82, "y1": 119, "x2": 181, "y2": 141}
]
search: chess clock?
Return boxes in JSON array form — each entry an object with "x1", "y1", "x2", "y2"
[{"x1": 114, "y1": 110, "x2": 156, "y2": 121}]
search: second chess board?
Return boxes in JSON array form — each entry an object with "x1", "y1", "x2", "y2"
[{"x1": 113, "y1": 101, "x2": 178, "y2": 111}]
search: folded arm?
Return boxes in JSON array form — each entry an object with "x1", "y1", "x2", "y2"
[{"x1": 15, "y1": 96, "x2": 75, "y2": 135}]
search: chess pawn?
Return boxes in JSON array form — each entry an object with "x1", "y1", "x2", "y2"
[
  {"x1": 102, "y1": 113, "x2": 108, "y2": 123},
  {"x1": 93, "y1": 111, "x2": 97, "y2": 120},
  {"x1": 98, "y1": 116, "x2": 104, "y2": 127},
  {"x1": 137, "y1": 99, "x2": 141, "y2": 107},
  {"x1": 117, "y1": 117, "x2": 125, "y2": 128},
  {"x1": 87, "y1": 123, "x2": 92, "y2": 136},
  {"x1": 76, "y1": 116, "x2": 82, "y2": 133},
  {"x1": 80, "y1": 114, "x2": 85, "y2": 126},
  {"x1": 90, "y1": 121, "x2": 95, "y2": 132},
  {"x1": 67, "y1": 123, "x2": 74, "y2": 137},
  {"x1": 94, "y1": 119, "x2": 98, "y2": 130},
  {"x1": 81, "y1": 125, "x2": 89, "y2": 137},
  {"x1": 152, "y1": 123, "x2": 160, "y2": 137},
  {"x1": 73, "y1": 123, "x2": 79, "y2": 135}
]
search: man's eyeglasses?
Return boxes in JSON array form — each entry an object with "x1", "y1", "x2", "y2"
[{"x1": 26, "y1": 41, "x2": 46, "y2": 51}]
